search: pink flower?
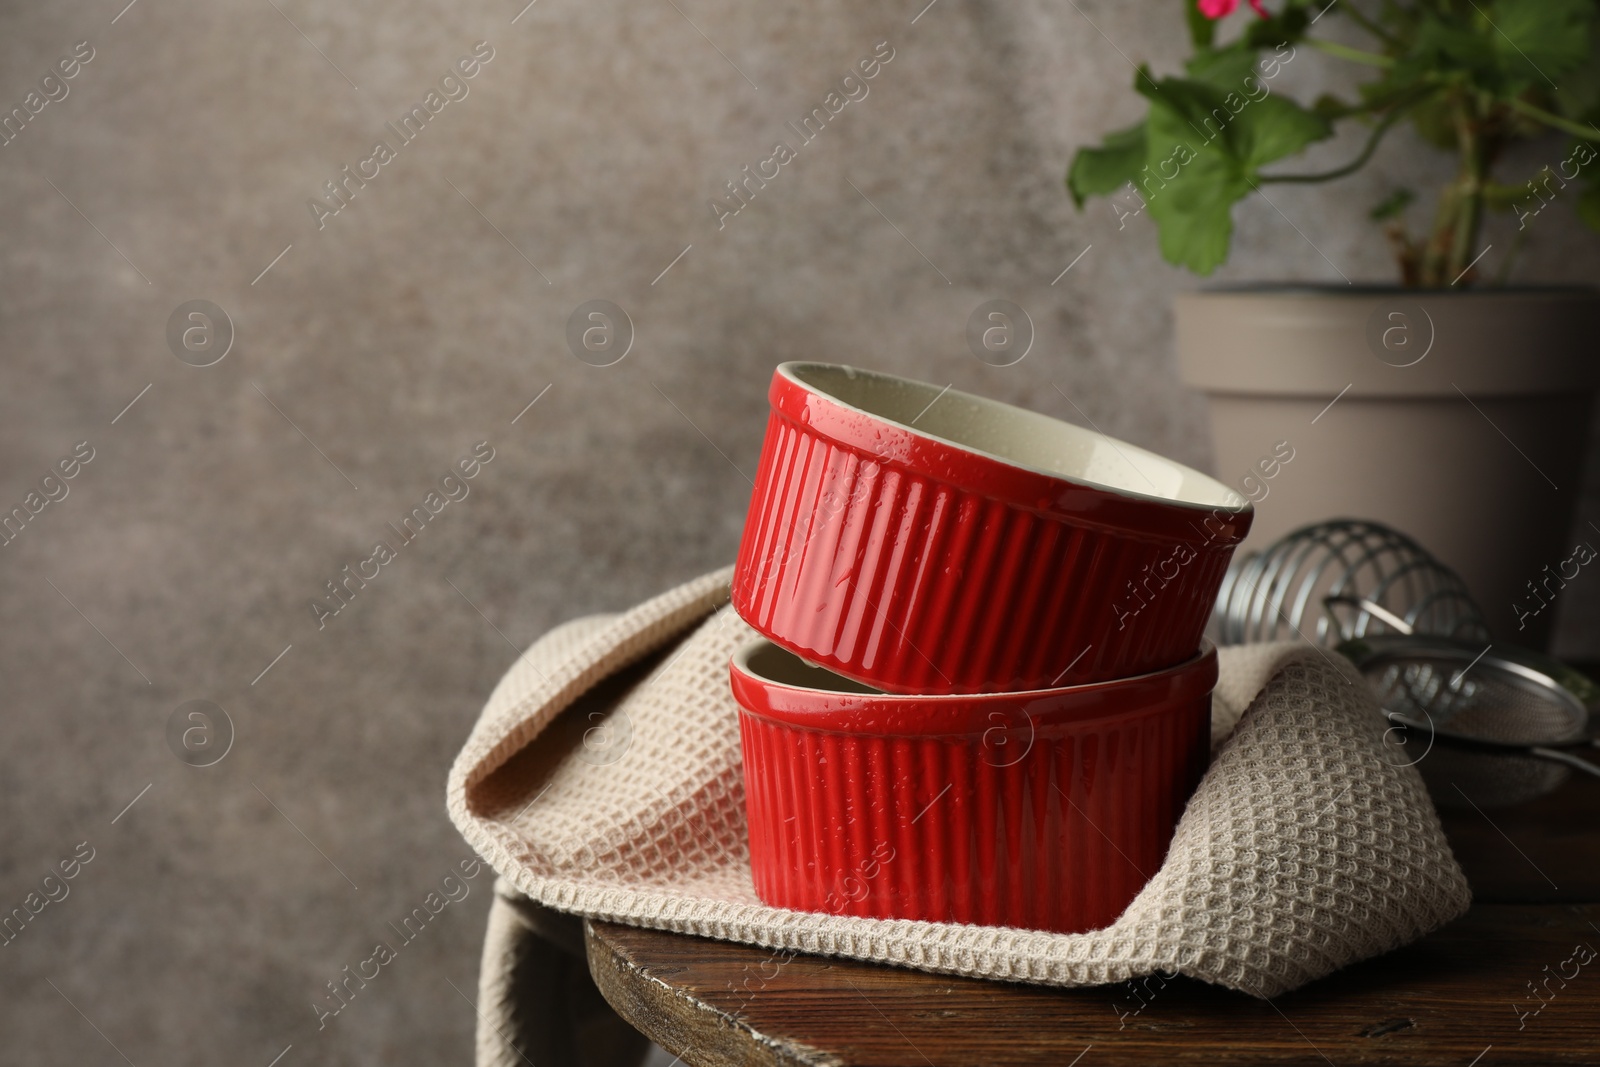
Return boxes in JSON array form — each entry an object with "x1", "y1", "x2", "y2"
[{"x1": 1198, "y1": 0, "x2": 1268, "y2": 18}]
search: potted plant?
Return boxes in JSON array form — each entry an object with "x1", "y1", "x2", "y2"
[{"x1": 1067, "y1": 0, "x2": 1600, "y2": 648}]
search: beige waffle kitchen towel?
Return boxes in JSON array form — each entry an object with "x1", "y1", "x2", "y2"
[{"x1": 447, "y1": 566, "x2": 1471, "y2": 1001}]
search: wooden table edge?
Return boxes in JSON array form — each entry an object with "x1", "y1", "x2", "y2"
[{"x1": 587, "y1": 919, "x2": 846, "y2": 1067}]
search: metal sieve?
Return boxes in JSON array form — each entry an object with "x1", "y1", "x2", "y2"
[{"x1": 1330, "y1": 597, "x2": 1599, "y2": 808}]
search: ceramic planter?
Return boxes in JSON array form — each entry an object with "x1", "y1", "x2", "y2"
[{"x1": 1176, "y1": 287, "x2": 1600, "y2": 648}]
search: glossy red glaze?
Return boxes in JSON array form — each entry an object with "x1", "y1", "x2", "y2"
[
  {"x1": 730, "y1": 639, "x2": 1215, "y2": 934},
  {"x1": 732, "y1": 364, "x2": 1252, "y2": 694}
]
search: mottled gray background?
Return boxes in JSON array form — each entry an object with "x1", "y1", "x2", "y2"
[{"x1": 2, "y1": 0, "x2": 1597, "y2": 1063}]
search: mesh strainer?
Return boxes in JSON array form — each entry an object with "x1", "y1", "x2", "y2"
[{"x1": 1331, "y1": 598, "x2": 1599, "y2": 809}]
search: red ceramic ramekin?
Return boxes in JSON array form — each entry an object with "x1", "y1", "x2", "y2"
[
  {"x1": 730, "y1": 638, "x2": 1215, "y2": 934},
  {"x1": 732, "y1": 363, "x2": 1252, "y2": 695}
]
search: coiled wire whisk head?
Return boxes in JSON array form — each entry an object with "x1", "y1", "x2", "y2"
[{"x1": 1210, "y1": 519, "x2": 1490, "y2": 648}]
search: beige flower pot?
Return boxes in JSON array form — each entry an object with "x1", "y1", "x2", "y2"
[{"x1": 1176, "y1": 287, "x2": 1600, "y2": 649}]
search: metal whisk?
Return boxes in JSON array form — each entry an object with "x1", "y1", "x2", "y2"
[
  {"x1": 1211, "y1": 519, "x2": 1490, "y2": 647},
  {"x1": 1211, "y1": 519, "x2": 1597, "y2": 808}
]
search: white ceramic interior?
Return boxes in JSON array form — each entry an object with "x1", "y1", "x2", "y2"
[
  {"x1": 734, "y1": 638, "x2": 1214, "y2": 701},
  {"x1": 735, "y1": 640, "x2": 881, "y2": 695},
  {"x1": 782, "y1": 362, "x2": 1246, "y2": 511}
]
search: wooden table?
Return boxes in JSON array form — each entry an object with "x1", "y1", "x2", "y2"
[{"x1": 585, "y1": 772, "x2": 1600, "y2": 1066}]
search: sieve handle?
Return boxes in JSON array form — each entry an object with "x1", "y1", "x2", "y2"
[{"x1": 1529, "y1": 747, "x2": 1600, "y2": 780}]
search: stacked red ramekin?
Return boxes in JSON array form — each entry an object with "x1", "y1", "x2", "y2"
[{"x1": 727, "y1": 363, "x2": 1251, "y2": 934}]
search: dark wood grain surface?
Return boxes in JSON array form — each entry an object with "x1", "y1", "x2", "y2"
[{"x1": 587, "y1": 745, "x2": 1600, "y2": 1066}]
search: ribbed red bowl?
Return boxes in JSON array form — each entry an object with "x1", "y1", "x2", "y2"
[
  {"x1": 732, "y1": 363, "x2": 1252, "y2": 694},
  {"x1": 731, "y1": 638, "x2": 1215, "y2": 934}
]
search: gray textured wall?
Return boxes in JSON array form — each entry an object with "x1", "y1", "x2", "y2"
[{"x1": 3, "y1": 0, "x2": 1597, "y2": 1063}]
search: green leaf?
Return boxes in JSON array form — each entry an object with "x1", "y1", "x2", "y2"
[
  {"x1": 1136, "y1": 78, "x2": 1251, "y2": 274},
  {"x1": 1185, "y1": 0, "x2": 1215, "y2": 49},
  {"x1": 1185, "y1": 42, "x2": 1258, "y2": 88},
  {"x1": 1312, "y1": 92, "x2": 1357, "y2": 121},
  {"x1": 1398, "y1": 15, "x2": 1498, "y2": 87},
  {"x1": 1550, "y1": 13, "x2": 1600, "y2": 120},
  {"x1": 1138, "y1": 72, "x2": 1223, "y2": 130},
  {"x1": 1489, "y1": 0, "x2": 1595, "y2": 88},
  {"x1": 1407, "y1": 95, "x2": 1458, "y2": 151},
  {"x1": 1553, "y1": 660, "x2": 1600, "y2": 705},
  {"x1": 1240, "y1": 4, "x2": 1310, "y2": 50},
  {"x1": 1139, "y1": 71, "x2": 1332, "y2": 168},
  {"x1": 1143, "y1": 143, "x2": 1250, "y2": 273},
  {"x1": 1579, "y1": 181, "x2": 1600, "y2": 232},
  {"x1": 1235, "y1": 92, "x2": 1334, "y2": 166},
  {"x1": 1145, "y1": 162, "x2": 1249, "y2": 275},
  {"x1": 1370, "y1": 187, "x2": 1415, "y2": 221},
  {"x1": 1387, "y1": 2, "x2": 1596, "y2": 98},
  {"x1": 1067, "y1": 40, "x2": 1335, "y2": 276},
  {"x1": 1067, "y1": 122, "x2": 1147, "y2": 208},
  {"x1": 1127, "y1": 70, "x2": 1333, "y2": 274}
]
